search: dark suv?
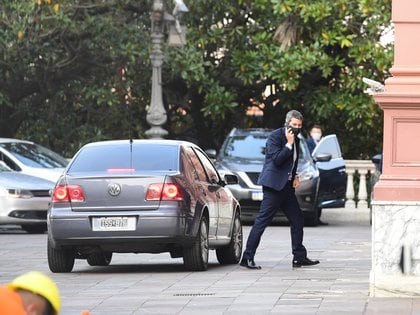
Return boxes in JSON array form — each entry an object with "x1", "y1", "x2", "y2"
[{"x1": 209, "y1": 128, "x2": 346, "y2": 226}]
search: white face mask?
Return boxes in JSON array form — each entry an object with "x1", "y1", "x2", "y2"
[{"x1": 311, "y1": 132, "x2": 322, "y2": 141}]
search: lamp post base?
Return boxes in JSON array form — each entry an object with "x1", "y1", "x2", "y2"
[{"x1": 145, "y1": 126, "x2": 168, "y2": 139}]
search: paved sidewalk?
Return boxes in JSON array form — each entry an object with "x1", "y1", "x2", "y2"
[
  {"x1": 0, "y1": 207, "x2": 419, "y2": 314},
  {"x1": 59, "y1": 208, "x2": 419, "y2": 314}
]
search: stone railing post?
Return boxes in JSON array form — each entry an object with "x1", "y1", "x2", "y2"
[
  {"x1": 345, "y1": 169, "x2": 356, "y2": 208},
  {"x1": 344, "y1": 160, "x2": 376, "y2": 208},
  {"x1": 357, "y1": 169, "x2": 369, "y2": 208}
]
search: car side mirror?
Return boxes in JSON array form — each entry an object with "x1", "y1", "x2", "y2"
[
  {"x1": 224, "y1": 174, "x2": 238, "y2": 185},
  {"x1": 313, "y1": 153, "x2": 332, "y2": 162},
  {"x1": 372, "y1": 154, "x2": 382, "y2": 165},
  {"x1": 205, "y1": 149, "x2": 217, "y2": 159}
]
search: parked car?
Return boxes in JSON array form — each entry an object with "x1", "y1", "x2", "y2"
[
  {"x1": 208, "y1": 128, "x2": 346, "y2": 226},
  {"x1": 371, "y1": 153, "x2": 382, "y2": 188},
  {"x1": 369, "y1": 153, "x2": 382, "y2": 225},
  {"x1": 0, "y1": 162, "x2": 54, "y2": 233},
  {"x1": 0, "y1": 138, "x2": 68, "y2": 183},
  {"x1": 47, "y1": 139, "x2": 242, "y2": 273}
]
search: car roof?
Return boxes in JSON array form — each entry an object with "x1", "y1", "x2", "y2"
[
  {"x1": 228, "y1": 128, "x2": 273, "y2": 137},
  {"x1": 0, "y1": 138, "x2": 35, "y2": 144},
  {"x1": 81, "y1": 139, "x2": 199, "y2": 149}
]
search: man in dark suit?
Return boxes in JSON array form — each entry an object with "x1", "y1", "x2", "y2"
[{"x1": 240, "y1": 110, "x2": 320, "y2": 269}]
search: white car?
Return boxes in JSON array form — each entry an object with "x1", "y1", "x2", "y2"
[
  {"x1": 0, "y1": 162, "x2": 54, "y2": 233},
  {"x1": 0, "y1": 138, "x2": 68, "y2": 182}
]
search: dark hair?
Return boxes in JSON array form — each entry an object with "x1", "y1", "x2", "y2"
[
  {"x1": 43, "y1": 299, "x2": 54, "y2": 315},
  {"x1": 311, "y1": 124, "x2": 322, "y2": 130},
  {"x1": 284, "y1": 110, "x2": 303, "y2": 126}
]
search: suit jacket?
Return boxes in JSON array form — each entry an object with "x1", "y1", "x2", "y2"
[
  {"x1": 257, "y1": 127, "x2": 299, "y2": 191},
  {"x1": 306, "y1": 136, "x2": 316, "y2": 154}
]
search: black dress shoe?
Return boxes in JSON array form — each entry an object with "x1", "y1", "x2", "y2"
[
  {"x1": 318, "y1": 220, "x2": 329, "y2": 226},
  {"x1": 292, "y1": 257, "x2": 320, "y2": 268},
  {"x1": 240, "y1": 258, "x2": 261, "y2": 269}
]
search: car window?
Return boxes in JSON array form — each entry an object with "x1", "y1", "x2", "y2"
[
  {"x1": 223, "y1": 134, "x2": 268, "y2": 159},
  {"x1": 0, "y1": 151, "x2": 20, "y2": 171},
  {"x1": 0, "y1": 142, "x2": 68, "y2": 169},
  {"x1": 68, "y1": 144, "x2": 179, "y2": 174},
  {"x1": 193, "y1": 148, "x2": 220, "y2": 184},
  {"x1": 299, "y1": 139, "x2": 311, "y2": 162},
  {"x1": 0, "y1": 161, "x2": 12, "y2": 172},
  {"x1": 184, "y1": 147, "x2": 207, "y2": 182},
  {"x1": 312, "y1": 135, "x2": 343, "y2": 159}
]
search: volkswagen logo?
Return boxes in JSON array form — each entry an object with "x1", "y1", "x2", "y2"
[{"x1": 108, "y1": 183, "x2": 121, "y2": 196}]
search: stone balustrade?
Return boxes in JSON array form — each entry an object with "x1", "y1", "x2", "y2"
[{"x1": 344, "y1": 160, "x2": 377, "y2": 208}]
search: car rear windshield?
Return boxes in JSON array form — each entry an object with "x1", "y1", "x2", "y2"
[{"x1": 67, "y1": 143, "x2": 179, "y2": 174}]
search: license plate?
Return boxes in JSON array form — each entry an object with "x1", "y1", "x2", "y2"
[
  {"x1": 92, "y1": 217, "x2": 136, "y2": 231},
  {"x1": 251, "y1": 191, "x2": 264, "y2": 201}
]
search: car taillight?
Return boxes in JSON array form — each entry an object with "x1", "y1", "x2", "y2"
[
  {"x1": 52, "y1": 185, "x2": 85, "y2": 203},
  {"x1": 146, "y1": 183, "x2": 183, "y2": 201}
]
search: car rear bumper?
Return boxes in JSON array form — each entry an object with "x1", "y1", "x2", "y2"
[{"x1": 48, "y1": 208, "x2": 195, "y2": 252}]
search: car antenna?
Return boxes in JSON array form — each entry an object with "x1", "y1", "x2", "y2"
[
  {"x1": 127, "y1": 104, "x2": 133, "y2": 167},
  {"x1": 127, "y1": 102, "x2": 133, "y2": 145},
  {"x1": 126, "y1": 100, "x2": 133, "y2": 145},
  {"x1": 123, "y1": 94, "x2": 133, "y2": 168}
]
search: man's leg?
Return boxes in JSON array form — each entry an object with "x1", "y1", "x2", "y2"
[
  {"x1": 242, "y1": 187, "x2": 282, "y2": 260},
  {"x1": 280, "y1": 185, "x2": 307, "y2": 261}
]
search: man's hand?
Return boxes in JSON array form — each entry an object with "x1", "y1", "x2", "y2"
[
  {"x1": 293, "y1": 177, "x2": 300, "y2": 188},
  {"x1": 286, "y1": 127, "x2": 295, "y2": 145}
]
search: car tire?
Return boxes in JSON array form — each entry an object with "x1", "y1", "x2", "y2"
[
  {"x1": 87, "y1": 252, "x2": 113, "y2": 266},
  {"x1": 21, "y1": 224, "x2": 47, "y2": 234},
  {"x1": 183, "y1": 216, "x2": 209, "y2": 271},
  {"x1": 216, "y1": 212, "x2": 242, "y2": 264},
  {"x1": 306, "y1": 207, "x2": 320, "y2": 227},
  {"x1": 47, "y1": 239, "x2": 75, "y2": 273}
]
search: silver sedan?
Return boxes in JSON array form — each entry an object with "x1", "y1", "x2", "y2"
[
  {"x1": 48, "y1": 139, "x2": 242, "y2": 272},
  {"x1": 0, "y1": 162, "x2": 54, "y2": 233}
]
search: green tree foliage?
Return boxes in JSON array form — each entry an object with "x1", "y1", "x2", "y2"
[
  {"x1": 1, "y1": 0, "x2": 151, "y2": 156},
  {"x1": 1, "y1": 0, "x2": 392, "y2": 158},
  {"x1": 173, "y1": 0, "x2": 392, "y2": 157}
]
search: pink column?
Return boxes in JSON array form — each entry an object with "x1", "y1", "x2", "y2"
[
  {"x1": 374, "y1": 0, "x2": 420, "y2": 200},
  {"x1": 371, "y1": 0, "x2": 420, "y2": 297}
]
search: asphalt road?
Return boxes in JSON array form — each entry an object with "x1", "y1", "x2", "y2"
[{"x1": 0, "y1": 209, "x2": 417, "y2": 314}]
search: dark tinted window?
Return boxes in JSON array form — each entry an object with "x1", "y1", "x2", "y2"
[
  {"x1": 193, "y1": 148, "x2": 220, "y2": 184},
  {"x1": 185, "y1": 147, "x2": 207, "y2": 182},
  {"x1": 0, "y1": 142, "x2": 68, "y2": 169},
  {"x1": 224, "y1": 134, "x2": 269, "y2": 159},
  {"x1": 0, "y1": 152, "x2": 20, "y2": 171},
  {"x1": 68, "y1": 143, "x2": 179, "y2": 174},
  {"x1": 0, "y1": 162, "x2": 12, "y2": 172}
]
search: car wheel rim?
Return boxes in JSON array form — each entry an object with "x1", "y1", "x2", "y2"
[
  {"x1": 232, "y1": 217, "x2": 242, "y2": 257},
  {"x1": 200, "y1": 221, "x2": 209, "y2": 263}
]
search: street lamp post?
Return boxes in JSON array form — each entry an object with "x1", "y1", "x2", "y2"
[
  {"x1": 145, "y1": 0, "x2": 187, "y2": 139},
  {"x1": 145, "y1": 0, "x2": 167, "y2": 139}
]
